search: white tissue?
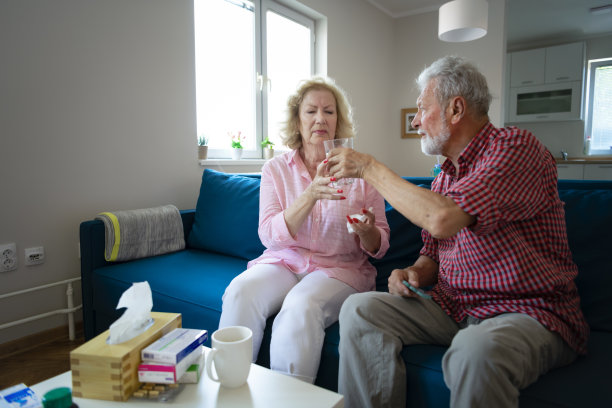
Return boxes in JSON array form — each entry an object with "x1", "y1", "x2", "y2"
[
  {"x1": 346, "y1": 213, "x2": 367, "y2": 234},
  {"x1": 107, "y1": 281, "x2": 154, "y2": 344}
]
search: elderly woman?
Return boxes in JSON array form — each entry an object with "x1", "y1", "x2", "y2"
[{"x1": 218, "y1": 76, "x2": 390, "y2": 383}]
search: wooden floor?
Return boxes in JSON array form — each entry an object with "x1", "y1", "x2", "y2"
[{"x1": 0, "y1": 328, "x2": 85, "y2": 390}]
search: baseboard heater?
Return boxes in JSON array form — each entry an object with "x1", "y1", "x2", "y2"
[{"x1": 0, "y1": 278, "x2": 82, "y2": 340}]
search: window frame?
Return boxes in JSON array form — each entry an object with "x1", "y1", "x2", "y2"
[
  {"x1": 259, "y1": 1, "x2": 315, "y2": 157},
  {"x1": 195, "y1": 0, "x2": 315, "y2": 160},
  {"x1": 584, "y1": 57, "x2": 612, "y2": 156}
]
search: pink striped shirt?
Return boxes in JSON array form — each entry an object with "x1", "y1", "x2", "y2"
[
  {"x1": 421, "y1": 122, "x2": 589, "y2": 354},
  {"x1": 248, "y1": 149, "x2": 390, "y2": 292}
]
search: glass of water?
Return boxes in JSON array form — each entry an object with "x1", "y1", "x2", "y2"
[{"x1": 324, "y1": 138, "x2": 354, "y2": 186}]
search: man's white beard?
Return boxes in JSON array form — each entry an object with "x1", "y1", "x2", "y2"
[{"x1": 420, "y1": 117, "x2": 451, "y2": 156}]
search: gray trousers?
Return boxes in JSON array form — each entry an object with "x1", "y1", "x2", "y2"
[{"x1": 338, "y1": 292, "x2": 577, "y2": 408}]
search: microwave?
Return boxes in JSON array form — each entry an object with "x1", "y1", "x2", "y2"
[{"x1": 508, "y1": 81, "x2": 582, "y2": 122}]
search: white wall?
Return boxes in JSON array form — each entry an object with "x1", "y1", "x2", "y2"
[
  {"x1": 390, "y1": 0, "x2": 506, "y2": 176},
  {"x1": 298, "y1": 0, "x2": 397, "y2": 172},
  {"x1": 0, "y1": 0, "x2": 507, "y2": 345},
  {"x1": 0, "y1": 0, "x2": 201, "y2": 344},
  {"x1": 295, "y1": 0, "x2": 506, "y2": 177}
]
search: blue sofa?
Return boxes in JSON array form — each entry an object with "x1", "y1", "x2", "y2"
[{"x1": 80, "y1": 168, "x2": 612, "y2": 407}]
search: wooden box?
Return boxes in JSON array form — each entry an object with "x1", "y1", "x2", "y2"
[{"x1": 70, "y1": 312, "x2": 181, "y2": 401}]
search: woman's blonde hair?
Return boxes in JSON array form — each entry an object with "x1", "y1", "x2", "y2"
[{"x1": 280, "y1": 76, "x2": 355, "y2": 150}]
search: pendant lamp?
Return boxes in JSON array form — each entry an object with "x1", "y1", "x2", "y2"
[{"x1": 438, "y1": 0, "x2": 488, "y2": 42}]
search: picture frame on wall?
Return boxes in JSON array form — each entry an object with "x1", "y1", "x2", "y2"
[{"x1": 401, "y1": 108, "x2": 419, "y2": 139}]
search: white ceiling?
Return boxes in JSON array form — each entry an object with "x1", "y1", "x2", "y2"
[{"x1": 366, "y1": 0, "x2": 612, "y2": 48}]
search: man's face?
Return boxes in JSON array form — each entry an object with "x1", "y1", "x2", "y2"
[{"x1": 412, "y1": 81, "x2": 451, "y2": 156}]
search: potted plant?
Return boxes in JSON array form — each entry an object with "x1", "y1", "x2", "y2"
[
  {"x1": 230, "y1": 131, "x2": 245, "y2": 160},
  {"x1": 261, "y1": 137, "x2": 275, "y2": 160},
  {"x1": 198, "y1": 136, "x2": 208, "y2": 160}
]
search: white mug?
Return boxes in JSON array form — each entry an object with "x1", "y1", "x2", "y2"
[{"x1": 205, "y1": 326, "x2": 253, "y2": 388}]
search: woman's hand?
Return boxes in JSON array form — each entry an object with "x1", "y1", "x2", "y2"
[
  {"x1": 284, "y1": 160, "x2": 345, "y2": 237},
  {"x1": 347, "y1": 207, "x2": 380, "y2": 253},
  {"x1": 305, "y1": 160, "x2": 347, "y2": 203}
]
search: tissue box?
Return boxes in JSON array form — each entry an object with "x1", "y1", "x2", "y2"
[{"x1": 70, "y1": 312, "x2": 181, "y2": 401}]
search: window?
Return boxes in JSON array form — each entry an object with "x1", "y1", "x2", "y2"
[
  {"x1": 194, "y1": 0, "x2": 314, "y2": 159},
  {"x1": 585, "y1": 58, "x2": 612, "y2": 155}
]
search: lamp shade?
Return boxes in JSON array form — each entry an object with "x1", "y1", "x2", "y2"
[{"x1": 438, "y1": 0, "x2": 488, "y2": 42}]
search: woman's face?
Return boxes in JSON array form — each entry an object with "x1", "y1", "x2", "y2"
[{"x1": 298, "y1": 89, "x2": 338, "y2": 149}]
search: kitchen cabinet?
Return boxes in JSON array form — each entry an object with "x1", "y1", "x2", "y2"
[
  {"x1": 545, "y1": 42, "x2": 585, "y2": 84},
  {"x1": 583, "y1": 164, "x2": 612, "y2": 180},
  {"x1": 507, "y1": 42, "x2": 585, "y2": 123},
  {"x1": 557, "y1": 164, "x2": 584, "y2": 180},
  {"x1": 509, "y1": 42, "x2": 584, "y2": 88},
  {"x1": 510, "y1": 48, "x2": 545, "y2": 87},
  {"x1": 556, "y1": 163, "x2": 612, "y2": 180}
]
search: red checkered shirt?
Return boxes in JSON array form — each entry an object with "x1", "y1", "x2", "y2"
[{"x1": 421, "y1": 122, "x2": 589, "y2": 354}]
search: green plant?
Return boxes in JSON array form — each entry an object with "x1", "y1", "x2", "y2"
[
  {"x1": 198, "y1": 136, "x2": 208, "y2": 146},
  {"x1": 229, "y1": 131, "x2": 245, "y2": 149},
  {"x1": 261, "y1": 137, "x2": 275, "y2": 148}
]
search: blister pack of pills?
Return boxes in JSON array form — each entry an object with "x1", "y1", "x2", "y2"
[{"x1": 131, "y1": 383, "x2": 184, "y2": 402}]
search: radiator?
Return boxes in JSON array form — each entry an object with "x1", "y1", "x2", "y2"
[{"x1": 0, "y1": 278, "x2": 82, "y2": 340}]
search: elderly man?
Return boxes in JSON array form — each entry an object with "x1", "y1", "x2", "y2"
[{"x1": 326, "y1": 56, "x2": 588, "y2": 408}]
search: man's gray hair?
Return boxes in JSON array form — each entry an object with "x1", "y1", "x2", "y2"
[{"x1": 416, "y1": 56, "x2": 492, "y2": 117}]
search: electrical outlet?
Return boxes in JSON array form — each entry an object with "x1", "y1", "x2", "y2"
[
  {"x1": 0, "y1": 243, "x2": 18, "y2": 272},
  {"x1": 24, "y1": 246, "x2": 45, "y2": 266}
]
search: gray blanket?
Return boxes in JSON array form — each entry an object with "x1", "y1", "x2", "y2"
[{"x1": 96, "y1": 204, "x2": 185, "y2": 262}]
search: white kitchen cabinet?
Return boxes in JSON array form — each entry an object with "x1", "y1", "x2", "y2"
[
  {"x1": 545, "y1": 42, "x2": 585, "y2": 84},
  {"x1": 583, "y1": 164, "x2": 612, "y2": 180},
  {"x1": 507, "y1": 42, "x2": 585, "y2": 123},
  {"x1": 509, "y1": 42, "x2": 584, "y2": 88},
  {"x1": 510, "y1": 48, "x2": 546, "y2": 87},
  {"x1": 557, "y1": 164, "x2": 584, "y2": 180}
]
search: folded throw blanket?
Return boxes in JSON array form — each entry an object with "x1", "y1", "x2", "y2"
[{"x1": 96, "y1": 204, "x2": 185, "y2": 262}]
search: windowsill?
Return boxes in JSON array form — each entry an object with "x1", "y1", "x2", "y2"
[{"x1": 199, "y1": 159, "x2": 267, "y2": 166}]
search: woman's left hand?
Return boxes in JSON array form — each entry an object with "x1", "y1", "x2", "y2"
[{"x1": 347, "y1": 207, "x2": 381, "y2": 253}]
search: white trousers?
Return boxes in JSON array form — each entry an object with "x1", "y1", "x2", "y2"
[{"x1": 219, "y1": 263, "x2": 357, "y2": 383}]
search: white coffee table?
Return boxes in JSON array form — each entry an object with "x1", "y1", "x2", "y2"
[{"x1": 30, "y1": 347, "x2": 344, "y2": 408}]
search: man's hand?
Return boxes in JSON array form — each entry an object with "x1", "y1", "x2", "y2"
[
  {"x1": 388, "y1": 267, "x2": 423, "y2": 297},
  {"x1": 326, "y1": 148, "x2": 374, "y2": 180},
  {"x1": 388, "y1": 256, "x2": 438, "y2": 297}
]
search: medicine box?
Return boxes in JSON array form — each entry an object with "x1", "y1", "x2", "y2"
[
  {"x1": 179, "y1": 349, "x2": 206, "y2": 383},
  {"x1": 141, "y1": 328, "x2": 207, "y2": 365},
  {"x1": 0, "y1": 384, "x2": 42, "y2": 408},
  {"x1": 70, "y1": 312, "x2": 181, "y2": 401},
  {"x1": 138, "y1": 346, "x2": 203, "y2": 384}
]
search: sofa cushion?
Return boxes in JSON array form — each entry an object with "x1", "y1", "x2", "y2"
[
  {"x1": 371, "y1": 202, "x2": 424, "y2": 292},
  {"x1": 188, "y1": 169, "x2": 265, "y2": 260},
  {"x1": 371, "y1": 179, "x2": 433, "y2": 292},
  {"x1": 520, "y1": 331, "x2": 612, "y2": 406},
  {"x1": 92, "y1": 249, "x2": 248, "y2": 338},
  {"x1": 559, "y1": 188, "x2": 612, "y2": 332}
]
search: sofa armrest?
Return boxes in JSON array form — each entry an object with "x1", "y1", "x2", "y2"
[{"x1": 79, "y1": 209, "x2": 196, "y2": 339}]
